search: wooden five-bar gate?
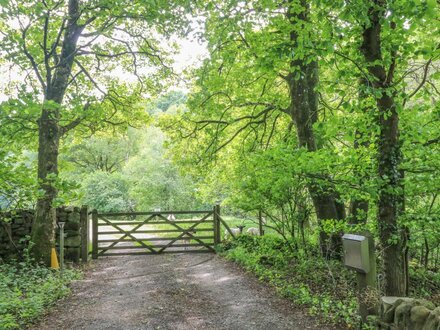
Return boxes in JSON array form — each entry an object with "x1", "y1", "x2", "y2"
[{"x1": 91, "y1": 205, "x2": 232, "y2": 258}]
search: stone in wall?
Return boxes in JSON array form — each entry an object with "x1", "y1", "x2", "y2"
[
  {"x1": 55, "y1": 206, "x2": 83, "y2": 263},
  {"x1": 379, "y1": 296, "x2": 439, "y2": 330},
  {"x1": 0, "y1": 210, "x2": 33, "y2": 260},
  {"x1": 424, "y1": 307, "x2": 440, "y2": 329}
]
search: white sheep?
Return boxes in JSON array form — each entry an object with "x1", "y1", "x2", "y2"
[
  {"x1": 246, "y1": 227, "x2": 260, "y2": 236},
  {"x1": 167, "y1": 214, "x2": 176, "y2": 221},
  {"x1": 224, "y1": 225, "x2": 245, "y2": 240}
]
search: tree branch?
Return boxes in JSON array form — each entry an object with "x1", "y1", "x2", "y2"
[
  {"x1": 21, "y1": 24, "x2": 46, "y2": 90},
  {"x1": 60, "y1": 102, "x2": 90, "y2": 135},
  {"x1": 403, "y1": 58, "x2": 433, "y2": 107}
]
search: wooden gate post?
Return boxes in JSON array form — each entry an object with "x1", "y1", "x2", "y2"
[
  {"x1": 214, "y1": 203, "x2": 221, "y2": 245},
  {"x1": 80, "y1": 205, "x2": 89, "y2": 262},
  {"x1": 92, "y1": 209, "x2": 98, "y2": 259}
]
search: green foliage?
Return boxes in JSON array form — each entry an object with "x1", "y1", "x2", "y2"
[
  {"x1": 63, "y1": 136, "x2": 134, "y2": 174},
  {"x1": 81, "y1": 171, "x2": 133, "y2": 212},
  {"x1": 0, "y1": 150, "x2": 38, "y2": 210},
  {"x1": 162, "y1": 0, "x2": 440, "y2": 280},
  {"x1": 60, "y1": 93, "x2": 202, "y2": 212},
  {"x1": 123, "y1": 126, "x2": 200, "y2": 211},
  {"x1": 149, "y1": 91, "x2": 187, "y2": 115},
  {"x1": 0, "y1": 0, "x2": 439, "y2": 323},
  {"x1": 409, "y1": 267, "x2": 440, "y2": 304},
  {"x1": 0, "y1": 257, "x2": 81, "y2": 329}
]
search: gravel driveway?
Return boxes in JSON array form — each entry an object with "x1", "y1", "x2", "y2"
[{"x1": 32, "y1": 253, "x2": 335, "y2": 330}]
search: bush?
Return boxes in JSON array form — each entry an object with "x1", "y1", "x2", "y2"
[{"x1": 0, "y1": 258, "x2": 81, "y2": 329}]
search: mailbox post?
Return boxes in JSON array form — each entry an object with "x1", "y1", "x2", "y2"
[{"x1": 342, "y1": 232, "x2": 376, "y2": 322}]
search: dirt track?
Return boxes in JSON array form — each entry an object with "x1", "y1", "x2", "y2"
[{"x1": 32, "y1": 253, "x2": 335, "y2": 330}]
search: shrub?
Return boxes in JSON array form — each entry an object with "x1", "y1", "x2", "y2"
[{"x1": 0, "y1": 258, "x2": 81, "y2": 329}]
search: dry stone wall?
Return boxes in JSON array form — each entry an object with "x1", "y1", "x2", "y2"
[
  {"x1": 378, "y1": 296, "x2": 440, "y2": 330},
  {"x1": 0, "y1": 206, "x2": 88, "y2": 262},
  {"x1": 0, "y1": 210, "x2": 34, "y2": 259}
]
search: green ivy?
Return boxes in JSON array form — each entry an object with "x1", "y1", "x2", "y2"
[{"x1": 0, "y1": 258, "x2": 81, "y2": 329}]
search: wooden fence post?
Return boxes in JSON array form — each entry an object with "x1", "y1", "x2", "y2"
[
  {"x1": 80, "y1": 205, "x2": 89, "y2": 263},
  {"x1": 214, "y1": 203, "x2": 221, "y2": 245},
  {"x1": 92, "y1": 209, "x2": 98, "y2": 259}
]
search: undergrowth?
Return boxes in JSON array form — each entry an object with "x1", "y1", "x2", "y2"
[
  {"x1": 220, "y1": 235, "x2": 363, "y2": 329},
  {"x1": 0, "y1": 253, "x2": 81, "y2": 329},
  {"x1": 221, "y1": 235, "x2": 440, "y2": 329},
  {"x1": 409, "y1": 267, "x2": 440, "y2": 305}
]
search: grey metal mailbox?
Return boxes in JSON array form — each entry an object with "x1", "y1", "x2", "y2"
[{"x1": 342, "y1": 234, "x2": 370, "y2": 273}]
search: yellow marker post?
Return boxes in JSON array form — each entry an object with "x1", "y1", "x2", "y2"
[{"x1": 50, "y1": 247, "x2": 59, "y2": 269}]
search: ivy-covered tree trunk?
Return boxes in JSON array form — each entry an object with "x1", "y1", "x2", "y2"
[
  {"x1": 360, "y1": 0, "x2": 406, "y2": 296},
  {"x1": 31, "y1": 0, "x2": 83, "y2": 264},
  {"x1": 286, "y1": 2, "x2": 346, "y2": 258}
]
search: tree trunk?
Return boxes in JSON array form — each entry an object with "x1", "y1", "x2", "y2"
[
  {"x1": 424, "y1": 236, "x2": 430, "y2": 269},
  {"x1": 286, "y1": 2, "x2": 345, "y2": 258},
  {"x1": 31, "y1": 108, "x2": 60, "y2": 264},
  {"x1": 435, "y1": 247, "x2": 439, "y2": 270},
  {"x1": 360, "y1": 0, "x2": 406, "y2": 296},
  {"x1": 31, "y1": 0, "x2": 83, "y2": 264},
  {"x1": 377, "y1": 93, "x2": 405, "y2": 296}
]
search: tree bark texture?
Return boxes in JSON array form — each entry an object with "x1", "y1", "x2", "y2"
[
  {"x1": 31, "y1": 0, "x2": 84, "y2": 264},
  {"x1": 286, "y1": 1, "x2": 346, "y2": 258},
  {"x1": 32, "y1": 109, "x2": 61, "y2": 264},
  {"x1": 360, "y1": 0, "x2": 406, "y2": 296}
]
